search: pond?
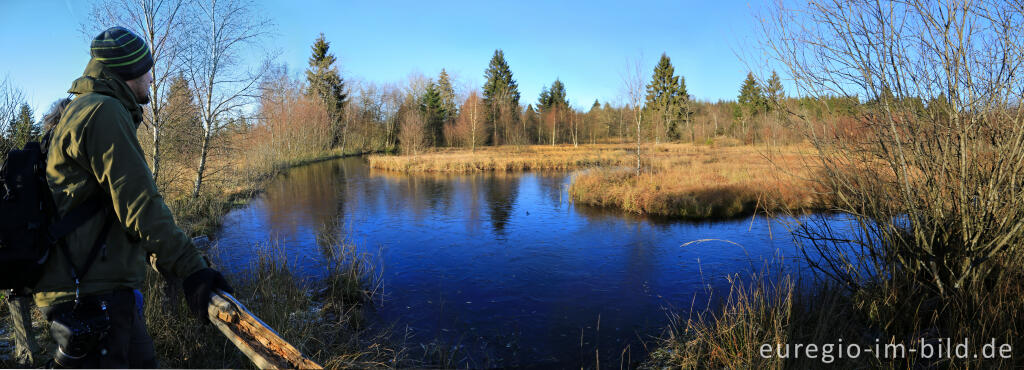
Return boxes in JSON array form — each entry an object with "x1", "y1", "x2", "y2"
[{"x1": 214, "y1": 156, "x2": 817, "y2": 367}]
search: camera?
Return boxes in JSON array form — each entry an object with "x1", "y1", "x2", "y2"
[{"x1": 49, "y1": 299, "x2": 111, "y2": 368}]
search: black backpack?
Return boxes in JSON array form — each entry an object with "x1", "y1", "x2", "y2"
[{"x1": 0, "y1": 129, "x2": 109, "y2": 291}]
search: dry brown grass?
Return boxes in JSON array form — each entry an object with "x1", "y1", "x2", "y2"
[
  {"x1": 367, "y1": 144, "x2": 635, "y2": 172},
  {"x1": 569, "y1": 142, "x2": 822, "y2": 219},
  {"x1": 367, "y1": 141, "x2": 822, "y2": 219},
  {"x1": 643, "y1": 256, "x2": 1024, "y2": 369}
]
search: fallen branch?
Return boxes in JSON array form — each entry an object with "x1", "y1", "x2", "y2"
[{"x1": 207, "y1": 289, "x2": 322, "y2": 369}]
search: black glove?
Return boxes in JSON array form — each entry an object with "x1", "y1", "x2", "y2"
[{"x1": 182, "y1": 268, "x2": 234, "y2": 324}]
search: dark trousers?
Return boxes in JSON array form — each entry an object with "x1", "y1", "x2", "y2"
[
  {"x1": 40, "y1": 289, "x2": 157, "y2": 368},
  {"x1": 7, "y1": 288, "x2": 40, "y2": 367}
]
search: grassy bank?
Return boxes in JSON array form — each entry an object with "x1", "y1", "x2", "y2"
[
  {"x1": 642, "y1": 259, "x2": 1024, "y2": 369},
  {"x1": 144, "y1": 240, "x2": 409, "y2": 368},
  {"x1": 167, "y1": 147, "x2": 365, "y2": 238},
  {"x1": 368, "y1": 144, "x2": 634, "y2": 172},
  {"x1": 569, "y1": 142, "x2": 823, "y2": 219},
  {"x1": 369, "y1": 141, "x2": 822, "y2": 219}
]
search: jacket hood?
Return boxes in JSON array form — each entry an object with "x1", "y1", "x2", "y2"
[{"x1": 68, "y1": 59, "x2": 144, "y2": 127}]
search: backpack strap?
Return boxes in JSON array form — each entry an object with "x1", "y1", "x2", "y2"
[
  {"x1": 54, "y1": 205, "x2": 113, "y2": 306},
  {"x1": 45, "y1": 195, "x2": 109, "y2": 244}
]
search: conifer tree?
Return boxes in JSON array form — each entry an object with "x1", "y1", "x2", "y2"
[
  {"x1": 306, "y1": 33, "x2": 347, "y2": 147},
  {"x1": 436, "y1": 69, "x2": 457, "y2": 124},
  {"x1": 538, "y1": 79, "x2": 569, "y2": 145},
  {"x1": 6, "y1": 103, "x2": 36, "y2": 150},
  {"x1": 738, "y1": 72, "x2": 766, "y2": 114},
  {"x1": 644, "y1": 53, "x2": 685, "y2": 142},
  {"x1": 737, "y1": 72, "x2": 767, "y2": 140},
  {"x1": 482, "y1": 49, "x2": 520, "y2": 145},
  {"x1": 163, "y1": 75, "x2": 203, "y2": 163},
  {"x1": 419, "y1": 82, "x2": 444, "y2": 146},
  {"x1": 765, "y1": 70, "x2": 784, "y2": 110}
]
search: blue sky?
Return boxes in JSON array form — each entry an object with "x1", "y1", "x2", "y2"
[{"x1": 1, "y1": 0, "x2": 770, "y2": 120}]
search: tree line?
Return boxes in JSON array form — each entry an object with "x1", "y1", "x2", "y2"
[{"x1": 1, "y1": 0, "x2": 922, "y2": 200}]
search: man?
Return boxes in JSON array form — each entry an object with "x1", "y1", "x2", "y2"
[{"x1": 35, "y1": 26, "x2": 232, "y2": 368}]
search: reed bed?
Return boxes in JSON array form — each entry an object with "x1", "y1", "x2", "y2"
[
  {"x1": 368, "y1": 144, "x2": 635, "y2": 173},
  {"x1": 369, "y1": 141, "x2": 822, "y2": 219},
  {"x1": 570, "y1": 143, "x2": 823, "y2": 219}
]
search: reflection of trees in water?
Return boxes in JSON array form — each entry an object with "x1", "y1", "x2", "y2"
[
  {"x1": 484, "y1": 176, "x2": 519, "y2": 235},
  {"x1": 263, "y1": 160, "x2": 346, "y2": 237},
  {"x1": 535, "y1": 173, "x2": 569, "y2": 209},
  {"x1": 368, "y1": 168, "x2": 456, "y2": 221}
]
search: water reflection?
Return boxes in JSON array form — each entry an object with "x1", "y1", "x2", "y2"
[{"x1": 216, "y1": 157, "x2": 814, "y2": 367}]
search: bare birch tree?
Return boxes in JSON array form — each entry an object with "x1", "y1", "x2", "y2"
[
  {"x1": 84, "y1": 0, "x2": 191, "y2": 186},
  {"x1": 0, "y1": 76, "x2": 25, "y2": 159},
  {"x1": 183, "y1": 0, "x2": 272, "y2": 198},
  {"x1": 621, "y1": 57, "x2": 646, "y2": 175}
]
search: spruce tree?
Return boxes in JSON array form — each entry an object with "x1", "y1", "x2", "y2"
[
  {"x1": 419, "y1": 82, "x2": 444, "y2": 146},
  {"x1": 737, "y1": 72, "x2": 767, "y2": 141},
  {"x1": 163, "y1": 75, "x2": 202, "y2": 161},
  {"x1": 6, "y1": 103, "x2": 36, "y2": 150},
  {"x1": 436, "y1": 69, "x2": 457, "y2": 124},
  {"x1": 305, "y1": 33, "x2": 347, "y2": 147},
  {"x1": 482, "y1": 49, "x2": 520, "y2": 145},
  {"x1": 537, "y1": 79, "x2": 568, "y2": 110},
  {"x1": 765, "y1": 70, "x2": 784, "y2": 111},
  {"x1": 537, "y1": 79, "x2": 569, "y2": 145},
  {"x1": 738, "y1": 72, "x2": 766, "y2": 115},
  {"x1": 549, "y1": 79, "x2": 568, "y2": 108},
  {"x1": 644, "y1": 53, "x2": 685, "y2": 141}
]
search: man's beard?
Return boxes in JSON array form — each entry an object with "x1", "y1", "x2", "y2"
[{"x1": 136, "y1": 92, "x2": 151, "y2": 105}]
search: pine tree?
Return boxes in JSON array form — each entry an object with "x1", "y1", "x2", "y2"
[
  {"x1": 6, "y1": 103, "x2": 36, "y2": 150},
  {"x1": 419, "y1": 81, "x2": 444, "y2": 146},
  {"x1": 436, "y1": 69, "x2": 457, "y2": 124},
  {"x1": 644, "y1": 53, "x2": 685, "y2": 142},
  {"x1": 305, "y1": 33, "x2": 347, "y2": 147},
  {"x1": 482, "y1": 49, "x2": 520, "y2": 145},
  {"x1": 591, "y1": 99, "x2": 600, "y2": 113}
]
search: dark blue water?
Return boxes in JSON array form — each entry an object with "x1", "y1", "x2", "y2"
[{"x1": 214, "y1": 157, "x2": 818, "y2": 367}]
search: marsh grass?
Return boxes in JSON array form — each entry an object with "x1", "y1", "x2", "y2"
[
  {"x1": 368, "y1": 142, "x2": 822, "y2": 220},
  {"x1": 144, "y1": 239, "x2": 407, "y2": 369},
  {"x1": 569, "y1": 143, "x2": 823, "y2": 219},
  {"x1": 367, "y1": 144, "x2": 635, "y2": 173},
  {"x1": 643, "y1": 257, "x2": 1024, "y2": 369}
]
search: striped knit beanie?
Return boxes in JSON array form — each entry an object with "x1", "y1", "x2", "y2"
[{"x1": 90, "y1": 27, "x2": 153, "y2": 81}]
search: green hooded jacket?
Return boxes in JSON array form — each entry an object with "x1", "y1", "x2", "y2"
[{"x1": 34, "y1": 59, "x2": 208, "y2": 307}]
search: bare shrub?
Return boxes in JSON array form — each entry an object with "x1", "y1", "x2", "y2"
[
  {"x1": 398, "y1": 109, "x2": 427, "y2": 155},
  {"x1": 764, "y1": 0, "x2": 1024, "y2": 297}
]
